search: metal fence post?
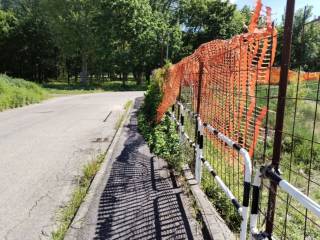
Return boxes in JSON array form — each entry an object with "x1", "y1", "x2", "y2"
[
  {"x1": 179, "y1": 105, "x2": 185, "y2": 144},
  {"x1": 195, "y1": 61, "x2": 204, "y2": 183},
  {"x1": 265, "y1": 0, "x2": 295, "y2": 236}
]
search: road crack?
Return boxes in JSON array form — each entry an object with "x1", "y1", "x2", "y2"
[
  {"x1": 4, "y1": 192, "x2": 52, "y2": 240},
  {"x1": 28, "y1": 192, "x2": 53, "y2": 217}
]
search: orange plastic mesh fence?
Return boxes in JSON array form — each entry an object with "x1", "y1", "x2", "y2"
[
  {"x1": 157, "y1": 0, "x2": 277, "y2": 159},
  {"x1": 269, "y1": 67, "x2": 320, "y2": 85}
]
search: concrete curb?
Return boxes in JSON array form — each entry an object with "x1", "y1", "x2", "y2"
[
  {"x1": 64, "y1": 103, "x2": 133, "y2": 240},
  {"x1": 183, "y1": 164, "x2": 236, "y2": 240}
]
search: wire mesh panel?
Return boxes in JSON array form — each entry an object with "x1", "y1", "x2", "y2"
[
  {"x1": 156, "y1": 0, "x2": 320, "y2": 239},
  {"x1": 258, "y1": 8, "x2": 320, "y2": 238}
]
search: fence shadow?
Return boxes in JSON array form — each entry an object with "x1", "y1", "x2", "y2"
[{"x1": 93, "y1": 98, "x2": 194, "y2": 240}]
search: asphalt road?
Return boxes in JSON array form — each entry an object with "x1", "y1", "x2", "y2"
[{"x1": 0, "y1": 92, "x2": 143, "y2": 240}]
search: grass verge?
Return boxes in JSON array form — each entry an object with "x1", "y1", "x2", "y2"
[
  {"x1": 114, "y1": 100, "x2": 133, "y2": 130},
  {"x1": 51, "y1": 100, "x2": 133, "y2": 240},
  {"x1": 0, "y1": 74, "x2": 47, "y2": 111},
  {"x1": 43, "y1": 80, "x2": 147, "y2": 95}
]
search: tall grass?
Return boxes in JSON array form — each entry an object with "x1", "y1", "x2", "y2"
[{"x1": 0, "y1": 74, "x2": 47, "y2": 111}]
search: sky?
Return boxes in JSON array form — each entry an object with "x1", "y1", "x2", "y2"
[{"x1": 234, "y1": 0, "x2": 320, "y2": 24}]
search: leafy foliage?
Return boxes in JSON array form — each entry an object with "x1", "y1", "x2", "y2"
[
  {"x1": 178, "y1": 0, "x2": 245, "y2": 55},
  {"x1": 202, "y1": 172, "x2": 242, "y2": 232},
  {"x1": 276, "y1": 6, "x2": 320, "y2": 71},
  {"x1": 0, "y1": 0, "x2": 248, "y2": 85},
  {"x1": 138, "y1": 66, "x2": 183, "y2": 171}
]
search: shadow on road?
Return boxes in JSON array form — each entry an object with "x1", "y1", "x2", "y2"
[{"x1": 93, "y1": 98, "x2": 194, "y2": 240}]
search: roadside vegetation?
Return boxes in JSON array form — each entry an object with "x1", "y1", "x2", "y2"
[
  {"x1": 115, "y1": 100, "x2": 133, "y2": 130},
  {"x1": 0, "y1": 74, "x2": 47, "y2": 111},
  {"x1": 138, "y1": 65, "x2": 184, "y2": 172}
]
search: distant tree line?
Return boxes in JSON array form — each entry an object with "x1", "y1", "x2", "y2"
[
  {"x1": 0, "y1": 0, "x2": 251, "y2": 85},
  {"x1": 5, "y1": 0, "x2": 317, "y2": 85},
  {"x1": 275, "y1": 5, "x2": 320, "y2": 71}
]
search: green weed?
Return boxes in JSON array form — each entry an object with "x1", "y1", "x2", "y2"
[
  {"x1": 0, "y1": 74, "x2": 47, "y2": 111},
  {"x1": 114, "y1": 100, "x2": 132, "y2": 130}
]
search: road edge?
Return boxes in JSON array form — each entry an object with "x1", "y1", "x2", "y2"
[{"x1": 64, "y1": 101, "x2": 134, "y2": 240}]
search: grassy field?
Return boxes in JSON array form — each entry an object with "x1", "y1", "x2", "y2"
[
  {"x1": 43, "y1": 80, "x2": 147, "y2": 95},
  {"x1": 0, "y1": 74, "x2": 47, "y2": 111}
]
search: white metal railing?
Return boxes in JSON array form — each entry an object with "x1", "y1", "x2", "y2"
[
  {"x1": 169, "y1": 103, "x2": 251, "y2": 240},
  {"x1": 167, "y1": 101, "x2": 320, "y2": 240}
]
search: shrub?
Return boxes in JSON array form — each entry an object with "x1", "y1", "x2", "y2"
[{"x1": 138, "y1": 63, "x2": 184, "y2": 171}]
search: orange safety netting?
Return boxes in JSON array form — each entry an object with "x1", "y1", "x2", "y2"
[
  {"x1": 157, "y1": 0, "x2": 277, "y2": 159},
  {"x1": 265, "y1": 68, "x2": 320, "y2": 85}
]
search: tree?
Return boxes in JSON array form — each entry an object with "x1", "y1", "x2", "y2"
[
  {"x1": 44, "y1": 0, "x2": 99, "y2": 83},
  {"x1": 0, "y1": 0, "x2": 249, "y2": 85},
  {"x1": 0, "y1": 0, "x2": 58, "y2": 81},
  {"x1": 240, "y1": 5, "x2": 252, "y2": 25},
  {"x1": 179, "y1": 0, "x2": 244, "y2": 56},
  {"x1": 97, "y1": 0, "x2": 182, "y2": 85},
  {"x1": 276, "y1": 6, "x2": 320, "y2": 71},
  {"x1": 0, "y1": 0, "x2": 19, "y2": 10}
]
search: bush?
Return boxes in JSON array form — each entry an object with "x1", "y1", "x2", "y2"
[
  {"x1": 0, "y1": 74, "x2": 47, "y2": 111},
  {"x1": 138, "y1": 64, "x2": 184, "y2": 171},
  {"x1": 140, "y1": 66, "x2": 167, "y2": 123}
]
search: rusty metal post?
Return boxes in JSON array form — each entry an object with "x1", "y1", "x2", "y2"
[
  {"x1": 177, "y1": 78, "x2": 182, "y2": 121},
  {"x1": 196, "y1": 62, "x2": 204, "y2": 115},
  {"x1": 265, "y1": 0, "x2": 295, "y2": 236},
  {"x1": 194, "y1": 62, "x2": 204, "y2": 183}
]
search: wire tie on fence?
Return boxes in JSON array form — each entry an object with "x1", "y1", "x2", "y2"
[{"x1": 260, "y1": 165, "x2": 282, "y2": 184}]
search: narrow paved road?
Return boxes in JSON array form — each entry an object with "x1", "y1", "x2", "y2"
[
  {"x1": 66, "y1": 99, "x2": 202, "y2": 240},
  {"x1": 0, "y1": 92, "x2": 143, "y2": 240}
]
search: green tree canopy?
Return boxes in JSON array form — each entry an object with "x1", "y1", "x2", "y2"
[{"x1": 0, "y1": 0, "x2": 253, "y2": 84}]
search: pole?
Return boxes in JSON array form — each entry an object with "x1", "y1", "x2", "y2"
[
  {"x1": 265, "y1": 0, "x2": 295, "y2": 237},
  {"x1": 194, "y1": 62, "x2": 204, "y2": 183},
  {"x1": 196, "y1": 62, "x2": 204, "y2": 116}
]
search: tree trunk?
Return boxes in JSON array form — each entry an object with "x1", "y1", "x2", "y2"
[
  {"x1": 133, "y1": 71, "x2": 143, "y2": 85},
  {"x1": 80, "y1": 54, "x2": 88, "y2": 84},
  {"x1": 122, "y1": 73, "x2": 128, "y2": 87},
  {"x1": 146, "y1": 70, "x2": 151, "y2": 85},
  {"x1": 136, "y1": 72, "x2": 143, "y2": 85},
  {"x1": 75, "y1": 71, "x2": 78, "y2": 83},
  {"x1": 67, "y1": 71, "x2": 70, "y2": 85}
]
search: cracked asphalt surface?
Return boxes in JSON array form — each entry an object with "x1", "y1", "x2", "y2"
[{"x1": 0, "y1": 92, "x2": 143, "y2": 240}]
